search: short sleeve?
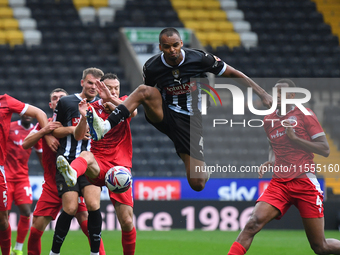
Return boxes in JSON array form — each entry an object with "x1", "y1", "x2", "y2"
[
  {"x1": 304, "y1": 110, "x2": 325, "y2": 139},
  {"x1": 143, "y1": 64, "x2": 155, "y2": 86},
  {"x1": 201, "y1": 52, "x2": 227, "y2": 76}
]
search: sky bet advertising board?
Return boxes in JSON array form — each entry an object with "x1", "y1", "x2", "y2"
[{"x1": 29, "y1": 176, "x2": 325, "y2": 201}]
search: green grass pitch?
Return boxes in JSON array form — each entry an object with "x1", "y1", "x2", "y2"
[{"x1": 12, "y1": 229, "x2": 340, "y2": 254}]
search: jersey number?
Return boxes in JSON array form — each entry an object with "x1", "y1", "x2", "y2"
[{"x1": 316, "y1": 195, "x2": 322, "y2": 207}]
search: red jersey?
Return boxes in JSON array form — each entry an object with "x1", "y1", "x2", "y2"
[
  {"x1": 5, "y1": 120, "x2": 42, "y2": 181},
  {"x1": 0, "y1": 94, "x2": 28, "y2": 166},
  {"x1": 32, "y1": 120, "x2": 58, "y2": 193},
  {"x1": 263, "y1": 107, "x2": 325, "y2": 180},
  {"x1": 90, "y1": 96, "x2": 133, "y2": 168}
]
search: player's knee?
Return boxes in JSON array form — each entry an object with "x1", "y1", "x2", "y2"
[
  {"x1": 189, "y1": 178, "x2": 205, "y2": 192},
  {"x1": 85, "y1": 201, "x2": 100, "y2": 211},
  {"x1": 120, "y1": 218, "x2": 133, "y2": 232},
  {"x1": 64, "y1": 205, "x2": 78, "y2": 216},
  {"x1": 137, "y1": 84, "x2": 152, "y2": 100},
  {"x1": 0, "y1": 213, "x2": 9, "y2": 229},
  {"x1": 310, "y1": 242, "x2": 327, "y2": 255},
  {"x1": 243, "y1": 215, "x2": 262, "y2": 235}
]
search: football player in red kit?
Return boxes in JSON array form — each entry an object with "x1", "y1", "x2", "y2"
[{"x1": 228, "y1": 79, "x2": 340, "y2": 255}]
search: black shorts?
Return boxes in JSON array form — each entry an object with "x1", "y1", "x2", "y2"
[
  {"x1": 145, "y1": 99, "x2": 204, "y2": 161},
  {"x1": 55, "y1": 161, "x2": 92, "y2": 197}
]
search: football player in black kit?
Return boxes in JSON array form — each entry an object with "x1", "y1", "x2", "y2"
[
  {"x1": 87, "y1": 28, "x2": 273, "y2": 192},
  {"x1": 50, "y1": 68, "x2": 105, "y2": 255}
]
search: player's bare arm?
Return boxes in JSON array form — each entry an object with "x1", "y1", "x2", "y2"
[
  {"x1": 74, "y1": 99, "x2": 90, "y2": 141},
  {"x1": 283, "y1": 120, "x2": 330, "y2": 157},
  {"x1": 221, "y1": 66, "x2": 273, "y2": 109},
  {"x1": 52, "y1": 126, "x2": 76, "y2": 139},
  {"x1": 25, "y1": 105, "x2": 48, "y2": 128},
  {"x1": 23, "y1": 120, "x2": 62, "y2": 150}
]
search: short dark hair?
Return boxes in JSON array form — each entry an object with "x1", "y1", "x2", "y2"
[
  {"x1": 159, "y1": 27, "x2": 181, "y2": 43},
  {"x1": 276, "y1": 79, "x2": 296, "y2": 87},
  {"x1": 100, "y1": 73, "x2": 119, "y2": 82},
  {"x1": 50, "y1": 88, "x2": 68, "y2": 100}
]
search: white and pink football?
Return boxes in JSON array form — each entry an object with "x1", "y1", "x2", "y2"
[{"x1": 105, "y1": 166, "x2": 132, "y2": 193}]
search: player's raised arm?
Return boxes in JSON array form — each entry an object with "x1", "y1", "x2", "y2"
[
  {"x1": 74, "y1": 98, "x2": 90, "y2": 141},
  {"x1": 221, "y1": 65, "x2": 273, "y2": 109}
]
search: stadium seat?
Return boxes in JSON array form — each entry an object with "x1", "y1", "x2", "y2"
[
  {"x1": 5, "y1": 30, "x2": 24, "y2": 47},
  {"x1": 0, "y1": 31, "x2": 6, "y2": 45},
  {"x1": 232, "y1": 21, "x2": 251, "y2": 33},
  {"x1": 209, "y1": 10, "x2": 227, "y2": 21},
  {"x1": 203, "y1": 1, "x2": 220, "y2": 10},
  {"x1": 187, "y1": 0, "x2": 204, "y2": 9},
  {"x1": 226, "y1": 10, "x2": 244, "y2": 21},
  {"x1": 97, "y1": 7, "x2": 115, "y2": 27},
  {"x1": 90, "y1": 0, "x2": 107, "y2": 9},
  {"x1": 8, "y1": 0, "x2": 25, "y2": 7},
  {"x1": 2, "y1": 19, "x2": 19, "y2": 30},
  {"x1": 171, "y1": 0, "x2": 187, "y2": 10},
  {"x1": 216, "y1": 21, "x2": 233, "y2": 32},
  {"x1": 73, "y1": 0, "x2": 90, "y2": 10},
  {"x1": 0, "y1": 0, "x2": 8, "y2": 7},
  {"x1": 178, "y1": 10, "x2": 195, "y2": 22},
  {"x1": 12, "y1": 6, "x2": 31, "y2": 19},
  {"x1": 240, "y1": 32, "x2": 258, "y2": 49},
  {"x1": 0, "y1": 7, "x2": 13, "y2": 18},
  {"x1": 78, "y1": 7, "x2": 96, "y2": 25},
  {"x1": 223, "y1": 32, "x2": 241, "y2": 48},
  {"x1": 19, "y1": 18, "x2": 37, "y2": 31},
  {"x1": 220, "y1": 0, "x2": 237, "y2": 10},
  {"x1": 108, "y1": 0, "x2": 125, "y2": 10}
]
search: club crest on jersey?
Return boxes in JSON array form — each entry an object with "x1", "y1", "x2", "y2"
[
  {"x1": 15, "y1": 130, "x2": 19, "y2": 135},
  {"x1": 172, "y1": 69, "x2": 180, "y2": 79}
]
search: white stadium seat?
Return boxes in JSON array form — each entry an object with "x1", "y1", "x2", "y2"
[
  {"x1": 23, "y1": 30, "x2": 42, "y2": 48},
  {"x1": 19, "y1": 18, "x2": 37, "y2": 31},
  {"x1": 79, "y1": 7, "x2": 96, "y2": 25},
  {"x1": 220, "y1": 0, "x2": 237, "y2": 10},
  {"x1": 97, "y1": 7, "x2": 115, "y2": 27},
  {"x1": 108, "y1": 0, "x2": 126, "y2": 10},
  {"x1": 232, "y1": 21, "x2": 251, "y2": 33},
  {"x1": 9, "y1": 0, "x2": 26, "y2": 7},
  {"x1": 13, "y1": 7, "x2": 31, "y2": 19},
  {"x1": 226, "y1": 10, "x2": 244, "y2": 21},
  {"x1": 240, "y1": 32, "x2": 258, "y2": 49}
]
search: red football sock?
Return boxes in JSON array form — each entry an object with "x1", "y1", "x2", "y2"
[
  {"x1": 228, "y1": 242, "x2": 247, "y2": 255},
  {"x1": 122, "y1": 227, "x2": 136, "y2": 255},
  {"x1": 0, "y1": 225, "x2": 11, "y2": 255},
  {"x1": 70, "y1": 157, "x2": 88, "y2": 178},
  {"x1": 17, "y1": 215, "x2": 30, "y2": 243},
  {"x1": 27, "y1": 227, "x2": 43, "y2": 255},
  {"x1": 80, "y1": 220, "x2": 106, "y2": 255}
]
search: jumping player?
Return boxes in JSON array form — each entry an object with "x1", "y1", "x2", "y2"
[
  {"x1": 0, "y1": 94, "x2": 48, "y2": 255},
  {"x1": 5, "y1": 115, "x2": 42, "y2": 255},
  {"x1": 23, "y1": 88, "x2": 105, "y2": 255},
  {"x1": 57, "y1": 73, "x2": 137, "y2": 255},
  {"x1": 227, "y1": 79, "x2": 340, "y2": 255},
  {"x1": 86, "y1": 27, "x2": 272, "y2": 192}
]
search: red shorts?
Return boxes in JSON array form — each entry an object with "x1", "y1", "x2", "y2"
[
  {"x1": 0, "y1": 166, "x2": 7, "y2": 211},
  {"x1": 33, "y1": 184, "x2": 88, "y2": 220},
  {"x1": 257, "y1": 173, "x2": 324, "y2": 219},
  {"x1": 88, "y1": 158, "x2": 133, "y2": 208},
  {"x1": 7, "y1": 178, "x2": 32, "y2": 210}
]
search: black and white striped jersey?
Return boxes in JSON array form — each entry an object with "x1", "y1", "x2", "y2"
[{"x1": 143, "y1": 48, "x2": 227, "y2": 116}]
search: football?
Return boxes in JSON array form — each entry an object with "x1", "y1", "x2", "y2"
[{"x1": 105, "y1": 166, "x2": 132, "y2": 193}]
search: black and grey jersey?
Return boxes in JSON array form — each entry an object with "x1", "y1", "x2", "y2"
[
  {"x1": 142, "y1": 48, "x2": 227, "y2": 116},
  {"x1": 53, "y1": 93, "x2": 98, "y2": 162}
]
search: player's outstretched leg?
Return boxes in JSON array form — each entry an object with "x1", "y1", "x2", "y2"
[
  {"x1": 86, "y1": 106, "x2": 105, "y2": 141},
  {"x1": 57, "y1": 155, "x2": 77, "y2": 187}
]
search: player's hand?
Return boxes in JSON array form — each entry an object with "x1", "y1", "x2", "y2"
[
  {"x1": 83, "y1": 129, "x2": 91, "y2": 141},
  {"x1": 44, "y1": 134, "x2": 60, "y2": 153},
  {"x1": 103, "y1": 101, "x2": 116, "y2": 113},
  {"x1": 261, "y1": 92, "x2": 273, "y2": 109},
  {"x1": 42, "y1": 120, "x2": 63, "y2": 134},
  {"x1": 95, "y1": 80, "x2": 111, "y2": 101},
  {"x1": 79, "y1": 99, "x2": 89, "y2": 117},
  {"x1": 259, "y1": 161, "x2": 273, "y2": 178},
  {"x1": 282, "y1": 120, "x2": 297, "y2": 140}
]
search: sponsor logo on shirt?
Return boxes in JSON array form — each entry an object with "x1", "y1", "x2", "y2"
[
  {"x1": 165, "y1": 81, "x2": 197, "y2": 95},
  {"x1": 270, "y1": 130, "x2": 286, "y2": 139},
  {"x1": 72, "y1": 117, "x2": 80, "y2": 126}
]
